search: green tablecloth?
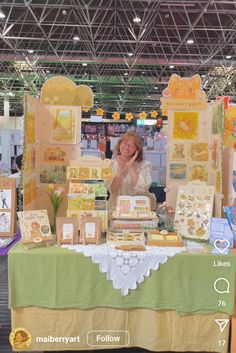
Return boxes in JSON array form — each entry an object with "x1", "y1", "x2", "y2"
[{"x1": 8, "y1": 243, "x2": 236, "y2": 315}]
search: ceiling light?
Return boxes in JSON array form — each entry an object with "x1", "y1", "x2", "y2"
[
  {"x1": 187, "y1": 39, "x2": 194, "y2": 44},
  {"x1": 82, "y1": 63, "x2": 87, "y2": 66},
  {"x1": 28, "y1": 49, "x2": 34, "y2": 54},
  {"x1": 133, "y1": 16, "x2": 141, "y2": 23},
  {"x1": 121, "y1": 90, "x2": 124, "y2": 93},
  {"x1": 142, "y1": 71, "x2": 145, "y2": 74},
  {"x1": 128, "y1": 53, "x2": 133, "y2": 57},
  {"x1": 73, "y1": 36, "x2": 80, "y2": 41},
  {"x1": 201, "y1": 74, "x2": 206, "y2": 78},
  {"x1": 0, "y1": 9, "x2": 6, "y2": 19},
  {"x1": 62, "y1": 10, "x2": 67, "y2": 15},
  {"x1": 169, "y1": 65, "x2": 175, "y2": 69},
  {"x1": 8, "y1": 92, "x2": 15, "y2": 97},
  {"x1": 154, "y1": 87, "x2": 158, "y2": 90},
  {"x1": 225, "y1": 55, "x2": 232, "y2": 59},
  {"x1": 124, "y1": 72, "x2": 128, "y2": 76},
  {"x1": 90, "y1": 85, "x2": 93, "y2": 88},
  {"x1": 46, "y1": 70, "x2": 50, "y2": 73}
]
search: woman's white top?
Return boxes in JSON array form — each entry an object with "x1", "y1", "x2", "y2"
[{"x1": 108, "y1": 159, "x2": 156, "y2": 211}]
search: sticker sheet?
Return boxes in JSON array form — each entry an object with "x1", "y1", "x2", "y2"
[{"x1": 174, "y1": 184, "x2": 214, "y2": 240}]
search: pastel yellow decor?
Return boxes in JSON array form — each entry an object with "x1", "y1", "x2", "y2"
[
  {"x1": 82, "y1": 107, "x2": 90, "y2": 112},
  {"x1": 163, "y1": 74, "x2": 205, "y2": 100},
  {"x1": 139, "y1": 111, "x2": 147, "y2": 120},
  {"x1": 151, "y1": 110, "x2": 158, "y2": 118},
  {"x1": 112, "y1": 112, "x2": 120, "y2": 120},
  {"x1": 96, "y1": 108, "x2": 104, "y2": 116},
  {"x1": 216, "y1": 171, "x2": 221, "y2": 193},
  {"x1": 40, "y1": 76, "x2": 93, "y2": 107},
  {"x1": 224, "y1": 105, "x2": 236, "y2": 148},
  {"x1": 125, "y1": 112, "x2": 133, "y2": 121},
  {"x1": 173, "y1": 112, "x2": 198, "y2": 140}
]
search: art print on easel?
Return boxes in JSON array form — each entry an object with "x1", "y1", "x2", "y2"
[{"x1": 0, "y1": 177, "x2": 16, "y2": 236}]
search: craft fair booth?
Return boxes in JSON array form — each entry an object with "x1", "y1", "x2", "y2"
[{"x1": 6, "y1": 75, "x2": 236, "y2": 352}]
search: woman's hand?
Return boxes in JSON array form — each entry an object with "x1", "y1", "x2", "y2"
[{"x1": 126, "y1": 150, "x2": 138, "y2": 168}]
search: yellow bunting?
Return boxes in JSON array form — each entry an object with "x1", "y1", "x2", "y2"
[
  {"x1": 151, "y1": 110, "x2": 158, "y2": 118},
  {"x1": 82, "y1": 107, "x2": 90, "y2": 112},
  {"x1": 139, "y1": 111, "x2": 147, "y2": 120},
  {"x1": 112, "y1": 112, "x2": 120, "y2": 120},
  {"x1": 125, "y1": 112, "x2": 134, "y2": 121},
  {"x1": 96, "y1": 107, "x2": 104, "y2": 116}
]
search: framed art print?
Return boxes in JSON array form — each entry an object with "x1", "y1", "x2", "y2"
[
  {"x1": 80, "y1": 217, "x2": 101, "y2": 245},
  {"x1": 56, "y1": 217, "x2": 78, "y2": 245},
  {"x1": 0, "y1": 177, "x2": 16, "y2": 236}
]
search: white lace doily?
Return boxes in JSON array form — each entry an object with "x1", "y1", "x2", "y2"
[{"x1": 61, "y1": 243, "x2": 185, "y2": 296}]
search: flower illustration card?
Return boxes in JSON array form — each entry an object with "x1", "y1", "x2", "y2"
[{"x1": 170, "y1": 141, "x2": 188, "y2": 161}]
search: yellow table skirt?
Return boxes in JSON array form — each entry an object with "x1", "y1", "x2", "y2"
[{"x1": 11, "y1": 307, "x2": 230, "y2": 352}]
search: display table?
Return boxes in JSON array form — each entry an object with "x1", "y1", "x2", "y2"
[{"x1": 9, "y1": 243, "x2": 236, "y2": 352}]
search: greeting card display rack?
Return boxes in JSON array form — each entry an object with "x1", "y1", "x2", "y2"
[
  {"x1": 66, "y1": 156, "x2": 113, "y2": 233},
  {"x1": 108, "y1": 196, "x2": 158, "y2": 247}
]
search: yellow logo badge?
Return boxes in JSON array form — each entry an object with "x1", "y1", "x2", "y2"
[{"x1": 9, "y1": 327, "x2": 31, "y2": 350}]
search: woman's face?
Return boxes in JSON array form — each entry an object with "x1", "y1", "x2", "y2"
[{"x1": 119, "y1": 138, "x2": 137, "y2": 158}]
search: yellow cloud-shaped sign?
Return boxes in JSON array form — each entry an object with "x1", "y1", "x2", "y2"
[{"x1": 40, "y1": 76, "x2": 94, "y2": 107}]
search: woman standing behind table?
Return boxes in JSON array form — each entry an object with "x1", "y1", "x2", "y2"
[{"x1": 109, "y1": 131, "x2": 156, "y2": 212}]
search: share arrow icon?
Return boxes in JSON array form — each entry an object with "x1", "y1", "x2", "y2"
[{"x1": 214, "y1": 319, "x2": 230, "y2": 332}]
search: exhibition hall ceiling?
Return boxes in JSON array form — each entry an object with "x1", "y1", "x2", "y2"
[{"x1": 0, "y1": 0, "x2": 235, "y2": 116}]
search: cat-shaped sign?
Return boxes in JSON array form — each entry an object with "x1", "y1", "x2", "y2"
[
  {"x1": 161, "y1": 74, "x2": 206, "y2": 110},
  {"x1": 163, "y1": 74, "x2": 205, "y2": 100}
]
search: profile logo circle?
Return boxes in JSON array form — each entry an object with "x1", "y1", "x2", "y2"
[{"x1": 9, "y1": 327, "x2": 31, "y2": 350}]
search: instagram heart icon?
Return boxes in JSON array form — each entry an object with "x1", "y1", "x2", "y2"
[{"x1": 213, "y1": 239, "x2": 230, "y2": 253}]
